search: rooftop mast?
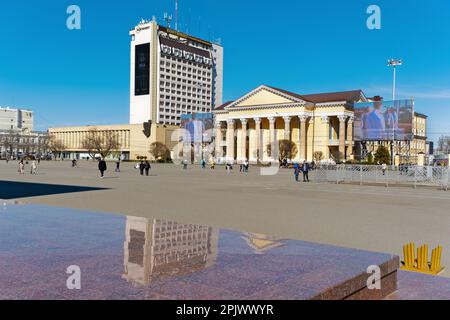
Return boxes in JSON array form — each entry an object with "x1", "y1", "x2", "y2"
[{"x1": 175, "y1": 0, "x2": 179, "y2": 31}]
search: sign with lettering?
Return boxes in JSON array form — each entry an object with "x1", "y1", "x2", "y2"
[{"x1": 160, "y1": 42, "x2": 212, "y2": 66}]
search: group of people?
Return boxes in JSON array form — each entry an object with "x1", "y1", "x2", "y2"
[
  {"x1": 96, "y1": 159, "x2": 152, "y2": 178},
  {"x1": 17, "y1": 159, "x2": 38, "y2": 175},
  {"x1": 136, "y1": 161, "x2": 152, "y2": 176},
  {"x1": 239, "y1": 160, "x2": 249, "y2": 173},
  {"x1": 293, "y1": 162, "x2": 311, "y2": 182}
]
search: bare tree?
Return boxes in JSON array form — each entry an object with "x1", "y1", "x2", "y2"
[
  {"x1": 150, "y1": 142, "x2": 170, "y2": 162},
  {"x1": 267, "y1": 139, "x2": 298, "y2": 161},
  {"x1": 313, "y1": 151, "x2": 324, "y2": 163},
  {"x1": 437, "y1": 135, "x2": 450, "y2": 153},
  {"x1": 1, "y1": 130, "x2": 16, "y2": 157},
  {"x1": 81, "y1": 128, "x2": 120, "y2": 160},
  {"x1": 37, "y1": 135, "x2": 49, "y2": 158},
  {"x1": 48, "y1": 134, "x2": 66, "y2": 160}
]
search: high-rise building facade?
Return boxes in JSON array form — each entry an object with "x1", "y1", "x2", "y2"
[
  {"x1": 129, "y1": 18, "x2": 223, "y2": 126},
  {"x1": 0, "y1": 107, "x2": 34, "y2": 131}
]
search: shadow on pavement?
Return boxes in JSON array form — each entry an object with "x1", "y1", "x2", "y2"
[{"x1": 0, "y1": 180, "x2": 109, "y2": 200}]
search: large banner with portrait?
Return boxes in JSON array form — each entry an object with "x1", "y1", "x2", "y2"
[
  {"x1": 354, "y1": 99, "x2": 414, "y2": 141},
  {"x1": 180, "y1": 113, "x2": 214, "y2": 143}
]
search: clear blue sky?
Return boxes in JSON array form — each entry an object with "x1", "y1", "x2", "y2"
[{"x1": 1, "y1": 0, "x2": 449, "y2": 142}]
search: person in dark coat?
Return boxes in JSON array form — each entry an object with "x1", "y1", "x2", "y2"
[
  {"x1": 98, "y1": 159, "x2": 107, "y2": 178},
  {"x1": 139, "y1": 161, "x2": 145, "y2": 175},
  {"x1": 144, "y1": 161, "x2": 151, "y2": 176},
  {"x1": 302, "y1": 161, "x2": 310, "y2": 182}
]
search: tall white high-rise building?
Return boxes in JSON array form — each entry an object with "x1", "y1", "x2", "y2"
[
  {"x1": 129, "y1": 18, "x2": 223, "y2": 126},
  {"x1": 0, "y1": 107, "x2": 33, "y2": 131}
]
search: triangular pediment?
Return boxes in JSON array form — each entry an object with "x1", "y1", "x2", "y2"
[{"x1": 229, "y1": 85, "x2": 306, "y2": 109}]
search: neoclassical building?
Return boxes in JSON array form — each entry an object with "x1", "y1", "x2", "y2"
[{"x1": 213, "y1": 85, "x2": 366, "y2": 163}]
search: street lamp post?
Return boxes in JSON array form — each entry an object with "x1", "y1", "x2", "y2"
[{"x1": 387, "y1": 58, "x2": 403, "y2": 166}]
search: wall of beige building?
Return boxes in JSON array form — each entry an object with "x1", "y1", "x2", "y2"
[{"x1": 49, "y1": 123, "x2": 178, "y2": 160}]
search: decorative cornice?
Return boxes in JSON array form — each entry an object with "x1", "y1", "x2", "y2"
[
  {"x1": 338, "y1": 115, "x2": 348, "y2": 122},
  {"x1": 226, "y1": 85, "x2": 308, "y2": 109},
  {"x1": 227, "y1": 102, "x2": 308, "y2": 112},
  {"x1": 299, "y1": 115, "x2": 308, "y2": 123}
]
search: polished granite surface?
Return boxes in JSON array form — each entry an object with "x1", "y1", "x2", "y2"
[
  {"x1": 0, "y1": 201, "x2": 399, "y2": 300},
  {"x1": 389, "y1": 271, "x2": 450, "y2": 300}
]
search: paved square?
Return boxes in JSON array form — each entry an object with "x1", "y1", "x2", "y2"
[{"x1": 1, "y1": 160, "x2": 449, "y2": 278}]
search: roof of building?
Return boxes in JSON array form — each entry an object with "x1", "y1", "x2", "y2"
[
  {"x1": 301, "y1": 90, "x2": 365, "y2": 104},
  {"x1": 414, "y1": 112, "x2": 428, "y2": 118},
  {"x1": 215, "y1": 86, "x2": 365, "y2": 111},
  {"x1": 214, "y1": 101, "x2": 234, "y2": 111}
]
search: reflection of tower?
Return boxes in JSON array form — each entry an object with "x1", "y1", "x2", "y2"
[
  {"x1": 242, "y1": 233, "x2": 285, "y2": 254},
  {"x1": 122, "y1": 216, "x2": 219, "y2": 286}
]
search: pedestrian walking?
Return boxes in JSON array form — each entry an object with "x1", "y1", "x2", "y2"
[
  {"x1": 18, "y1": 160, "x2": 24, "y2": 174},
  {"x1": 294, "y1": 163, "x2": 300, "y2": 182},
  {"x1": 98, "y1": 159, "x2": 107, "y2": 178},
  {"x1": 381, "y1": 163, "x2": 387, "y2": 176},
  {"x1": 30, "y1": 160, "x2": 37, "y2": 175},
  {"x1": 226, "y1": 161, "x2": 233, "y2": 172},
  {"x1": 183, "y1": 159, "x2": 188, "y2": 170},
  {"x1": 115, "y1": 160, "x2": 121, "y2": 172},
  {"x1": 144, "y1": 160, "x2": 151, "y2": 176},
  {"x1": 139, "y1": 161, "x2": 145, "y2": 175},
  {"x1": 201, "y1": 159, "x2": 206, "y2": 169},
  {"x1": 302, "y1": 161, "x2": 310, "y2": 182},
  {"x1": 243, "y1": 159, "x2": 249, "y2": 173},
  {"x1": 210, "y1": 160, "x2": 216, "y2": 170}
]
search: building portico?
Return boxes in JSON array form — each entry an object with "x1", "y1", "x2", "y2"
[{"x1": 214, "y1": 85, "x2": 363, "y2": 163}]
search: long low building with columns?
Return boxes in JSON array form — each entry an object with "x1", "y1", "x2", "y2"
[{"x1": 213, "y1": 85, "x2": 428, "y2": 163}]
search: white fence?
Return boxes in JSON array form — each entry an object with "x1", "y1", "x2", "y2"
[{"x1": 314, "y1": 165, "x2": 449, "y2": 190}]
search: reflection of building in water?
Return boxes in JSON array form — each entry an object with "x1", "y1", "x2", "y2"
[
  {"x1": 122, "y1": 216, "x2": 219, "y2": 286},
  {"x1": 242, "y1": 233, "x2": 285, "y2": 254}
]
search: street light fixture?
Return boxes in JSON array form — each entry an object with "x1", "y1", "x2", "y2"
[
  {"x1": 387, "y1": 58, "x2": 403, "y2": 166},
  {"x1": 387, "y1": 58, "x2": 403, "y2": 101}
]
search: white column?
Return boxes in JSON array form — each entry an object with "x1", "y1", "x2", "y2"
[
  {"x1": 283, "y1": 116, "x2": 291, "y2": 140},
  {"x1": 268, "y1": 117, "x2": 277, "y2": 161},
  {"x1": 240, "y1": 118, "x2": 248, "y2": 161},
  {"x1": 321, "y1": 116, "x2": 329, "y2": 160},
  {"x1": 338, "y1": 115, "x2": 347, "y2": 161},
  {"x1": 299, "y1": 115, "x2": 307, "y2": 161},
  {"x1": 226, "y1": 119, "x2": 235, "y2": 162},
  {"x1": 215, "y1": 121, "x2": 223, "y2": 160},
  {"x1": 254, "y1": 117, "x2": 261, "y2": 162},
  {"x1": 347, "y1": 116, "x2": 354, "y2": 160}
]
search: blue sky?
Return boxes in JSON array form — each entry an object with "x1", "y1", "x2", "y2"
[{"x1": 0, "y1": 0, "x2": 449, "y2": 142}]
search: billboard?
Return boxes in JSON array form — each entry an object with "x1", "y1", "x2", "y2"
[
  {"x1": 354, "y1": 99, "x2": 414, "y2": 141},
  {"x1": 180, "y1": 113, "x2": 214, "y2": 143},
  {"x1": 135, "y1": 43, "x2": 150, "y2": 96}
]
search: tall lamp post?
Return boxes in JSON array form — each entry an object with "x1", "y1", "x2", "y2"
[{"x1": 387, "y1": 58, "x2": 403, "y2": 165}]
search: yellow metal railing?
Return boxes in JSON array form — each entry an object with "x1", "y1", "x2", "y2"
[{"x1": 401, "y1": 242, "x2": 444, "y2": 275}]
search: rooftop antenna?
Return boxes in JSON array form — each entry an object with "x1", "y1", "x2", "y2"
[
  {"x1": 164, "y1": 12, "x2": 173, "y2": 29},
  {"x1": 175, "y1": 0, "x2": 179, "y2": 31}
]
